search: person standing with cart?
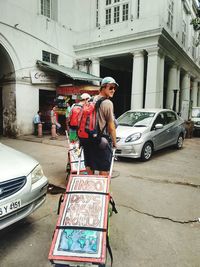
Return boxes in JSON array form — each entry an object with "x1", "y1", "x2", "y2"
[{"x1": 79, "y1": 77, "x2": 118, "y2": 176}]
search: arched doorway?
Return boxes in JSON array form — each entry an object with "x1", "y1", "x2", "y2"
[{"x1": 0, "y1": 43, "x2": 16, "y2": 136}]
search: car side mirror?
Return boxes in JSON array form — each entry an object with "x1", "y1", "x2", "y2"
[{"x1": 155, "y1": 123, "x2": 164, "y2": 130}]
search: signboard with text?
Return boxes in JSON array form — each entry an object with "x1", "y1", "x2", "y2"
[{"x1": 30, "y1": 70, "x2": 58, "y2": 84}]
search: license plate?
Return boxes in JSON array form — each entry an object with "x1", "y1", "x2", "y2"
[{"x1": 0, "y1": 200, "x2": 21, "y2": 218}]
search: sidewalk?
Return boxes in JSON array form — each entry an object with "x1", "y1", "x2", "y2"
[{"x1": 17, "y1": 134, "x2": 68, "y2": 148}]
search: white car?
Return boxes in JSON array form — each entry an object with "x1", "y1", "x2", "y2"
[
  {"x1": 0, "y1": 143, "x2": 48, "y2": 230},
  {"x1": 116, "y1": 109, "x2": 186, "y2": 161},
  {"x1": 191, "y1": 107, "x2": 200, "y2": 136}
]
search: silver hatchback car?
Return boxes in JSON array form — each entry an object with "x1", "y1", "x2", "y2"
[
  {"x1": 116, "y1": 109, "x2": 186, "y2": 161},
  {"x1": 0, "y1": 143, "x2": 48, "y2": 230}
]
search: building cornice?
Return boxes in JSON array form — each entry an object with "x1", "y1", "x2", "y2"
[
  {"x1": 159, "y1": 28, "x2": 200, "y2": 77},
  {"x1": 74, "y1": 28, "x2": 162, "y2": 52}
]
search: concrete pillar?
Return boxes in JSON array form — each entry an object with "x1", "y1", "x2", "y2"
[
  {"x1": 166, "y1": 63, "x2": 178, "y2": 110},
  {"x1": 91, "y1": 58, "x2": 100, "y2": 86},
  {"x1": 176, "y1": 67, "x2": 181, "y2": 112},
  {"x1": 191, "y1": 79, "x2": 198, "y2": 107},
  {"x1": 145, "y1": 47, "x2": 165, "y2": 108},
  {"x1": 180, "y1": 72, "x2": 191, "y2": 102},
  {"x1": 91, "y1": 58, "x2": 100, "y2": 77},
  {"x1": 159, "y1": 54, "x2": 165, "y2": 108},
  {"x1": 131, "y1": 50, "x2": 144, "y2": 109},
  {"x1": 180, "y1": 72, "x2": 191, "y2": 120}
]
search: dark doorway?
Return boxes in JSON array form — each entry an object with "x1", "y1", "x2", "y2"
[
  {"x1": 0, "y1": 88, "x2": 2, "y2": 135},
  {"x1": 100, "y1": 55, "x2": 132, "y2": 118},
  {"x1": 39, "y1": 89, "x2": 56, "y2": 132}
]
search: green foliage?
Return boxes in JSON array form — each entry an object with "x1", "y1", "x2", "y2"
[{"x1": 190, "y1": 17, "x2": 200, "y2": 31}]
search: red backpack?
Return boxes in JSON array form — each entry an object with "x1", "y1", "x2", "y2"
[
  {"x1": 69, "y1": 103, "x2": 83, "y2": 128},
  {"x1": 78, "y1": 97, "x2": 105, "y2": 139}
]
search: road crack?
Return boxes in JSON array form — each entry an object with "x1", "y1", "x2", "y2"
[
  {"x1": 119, "y1": 204, "x2": 199, "y2": 224},
  {"x1": 129, "y1": 175, "x2": 200, "y2": 189}
]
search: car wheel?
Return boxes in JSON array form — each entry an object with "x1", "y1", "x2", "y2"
[
  {"x1": 176, "y1": 134, "x2": 183, "y2": 149},
  {"x1": 141, "y1": 142, "x2": 153, "y2": 161}
]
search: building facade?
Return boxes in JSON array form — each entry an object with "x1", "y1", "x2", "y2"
[{"x1": 0, "y1": 0, "x2": 200, "y2": 136}]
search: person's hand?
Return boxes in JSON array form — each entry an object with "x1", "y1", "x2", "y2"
[{"x1": 112, "y1": 143, "x2": 117, "y2": 149}]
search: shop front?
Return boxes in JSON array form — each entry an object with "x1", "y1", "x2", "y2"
[{"x1": 36, "y1": 60, "x2": 102, "y2": 134}]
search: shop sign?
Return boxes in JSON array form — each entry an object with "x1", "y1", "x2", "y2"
[
  {"x1": 57, "y1": 86, "x2": 99, "y2": 96},
  {"x1": 30, "y1": 70, "x2": 57, "y2": 84}
]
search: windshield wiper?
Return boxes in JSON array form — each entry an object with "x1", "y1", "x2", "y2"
[
  {"x1": 134, "y1": 124, "x2": 147, "y2": 127},
  {"x1": 119, "y1": 123, "x2": 132, "y2": 126}
]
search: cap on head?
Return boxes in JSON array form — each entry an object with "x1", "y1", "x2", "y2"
[
  {"x1": 80, "y1": 93, "x2": 91, "y2": 100},
  {"x1": 101, "y1": 77, "x2": 119, "y2": 87}
]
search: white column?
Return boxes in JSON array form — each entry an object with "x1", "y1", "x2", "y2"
[
  {"x1": 166, "y1": 63, "x2": 178, "y2": 110},
  {"x1": 180, "y1": 72, "x2": 191, "y2": 102},
  {"x1": 91, "y1": 58, "x2": 100, "y2": 77},
  {"x1": 91, "y1": 58, "x2": 100, "y2": 86},
  {"x1": 145, "y1": 47, "x2": 164, "y2": 108},
  {"x1": 191, "y1": 79, "x2": 198, "y2": 107},
  {"x1": 159, "y1": 54, "x2": 165, "y2": 108},
  {"x1": 176, "y1": 67, "x2": 180, "y2": 112},
  {"x1": 180, "y1": 72, "x2": 191, "y2": 120},
  {"x1": 131, "y1": 50, "x2": 144, "y2": 109}
]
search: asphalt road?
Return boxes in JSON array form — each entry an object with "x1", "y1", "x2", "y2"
[{"x1": 0, "y1": 137, "x2": 200, "y2": 267}]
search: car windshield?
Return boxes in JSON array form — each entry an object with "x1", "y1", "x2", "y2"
[
  {"x1": 117, "y1": 111, "x2": 155, "y2": 127},
  {"x1": 191, "y1": 108, "x2": 200, "y2": 118}
]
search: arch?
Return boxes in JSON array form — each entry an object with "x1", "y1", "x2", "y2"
[
  {"x1": 0, "y1": 33, "x2": 21, "y2": 74},
  {"x1": 0, "y1": 33, "x2": 21, "y2": 136}
]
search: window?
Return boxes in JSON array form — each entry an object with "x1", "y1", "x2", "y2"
[
  {"x1": 106, "y1": 0, "x2": 111, "y2": 5},
  {"x1": 42, "y1": 51, "x2": 58, "y2": 64},
  {"x1": 192, "y1": 37, "x2": 196, "y2": 58},
  {"x1": 122, "y1": 4, "x2": 129, "y2": 21},
  {"x1": 182, "y1": 20, "x2": 186, "y2": 46},
  {"x1": 41, "y1": 0, "x2": 51, "y2": 18},
  {"x1": 137, "y1": 0, "x2": 140, "y2": 19},
  {"x1": 164, "y1": 112, "x2": 176, "y2": 124},
  {"x1": 106, "y1": 8, "x2": 111, "y2": 25},
  {"x1": 96, "y1": 0, "x2": 99, "y2": 27},
  {"x1": 104, "y1": 1, "x2": 129, "y2": 25},
  {"x1": 167, "y1": 0, "x2": 174, "y2": 31},
  {"x1": 114, "y1": 6, "x2": 120, "y2": 23},
  {"x1": 40, "y1": 0, "x2": 57, "y2": 20}
]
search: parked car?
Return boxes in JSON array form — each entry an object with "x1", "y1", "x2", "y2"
[
  {"x1": 0, "y1": 143, "x2": 48, "y2": 230},
  {"x1": 191, "y1": 107, "x2": 200, "y2": 136},
  {"x1": 116, "y1": 109, "x2": 186, "y2": 161}
]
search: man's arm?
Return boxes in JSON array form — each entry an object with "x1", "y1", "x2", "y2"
[{"x1": 107, "y1": 120, "x2": 117, "y2": 148}]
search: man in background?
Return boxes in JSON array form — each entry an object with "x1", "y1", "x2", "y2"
[{"x1": 33, "y1": 110, "x2": 42, "y2": 135}]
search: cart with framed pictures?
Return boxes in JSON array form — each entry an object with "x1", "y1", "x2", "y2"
[{"x1": 48, "y1": 174, "x2": 111, "y2": 267}]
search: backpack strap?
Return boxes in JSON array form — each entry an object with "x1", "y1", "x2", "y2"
[{"x1": 95, "y1": 97, "x2": 107, "y2": 136}]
